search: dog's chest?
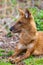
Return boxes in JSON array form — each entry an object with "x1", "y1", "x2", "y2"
[
  {"x1": 20, "y1": 31, "x2": 32, "y2": 44},
  {"x1": 17, "y1": 42, "x2": 35, "y2": 50}
]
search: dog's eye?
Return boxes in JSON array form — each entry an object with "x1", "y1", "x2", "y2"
[{"x1": 18, "y1": 21, "x2": 22, "y2": 24}]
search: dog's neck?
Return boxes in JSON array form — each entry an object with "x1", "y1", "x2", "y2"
[
  {"x1": 22, "y1": 28, "x2": 37, "y2": 39},
  {"x1": 20, "y1": 28, "x2": 38, "y2": 45},
  {"x1": 20, "y1": 19, "x2": 38, "y2": 44},
  {"x1": 22, "y1": 19, "x2": 37, "y2": 36},
  {"x1": 20, "y1": 20, "x2": 37, "y2": 45}
]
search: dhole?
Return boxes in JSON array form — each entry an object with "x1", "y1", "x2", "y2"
[{"x1": 9, "y1": 8, "x2": 43, "y2": 63}]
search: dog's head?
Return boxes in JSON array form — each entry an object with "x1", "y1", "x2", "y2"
[{"x1": 10, "y1": 8, "x2": 34, "y2": 33}]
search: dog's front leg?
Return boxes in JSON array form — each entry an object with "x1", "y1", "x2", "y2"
[
  {"x1": 9, "y1": 49, "x2": 22, "y2": 62},
  {"x1": 13, "y1": 42, "x2": 36, "y2": 63},
  {"x1": 12, "y1": 49, "x2": 22, "y2": 58},
  {"x1": 13, "y1": 49, "x2": 31, "y2": 63}
]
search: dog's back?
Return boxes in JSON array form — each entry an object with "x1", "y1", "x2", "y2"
[{"x1": 33, "y1": 31, "x2": 43, "y2": 55}]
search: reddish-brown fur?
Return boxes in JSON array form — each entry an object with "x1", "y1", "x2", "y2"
[{"x1": 9, "y1": 8, "x2": 43, "y2": 63}]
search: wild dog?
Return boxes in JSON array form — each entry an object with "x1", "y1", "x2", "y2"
[{"x1": 9, "y1": 8, "x2": 43, "y2": 63}]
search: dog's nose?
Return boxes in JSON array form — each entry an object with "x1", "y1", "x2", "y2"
[{"x1": 10, "y1": 26, "x2": 14, "y2": 31}]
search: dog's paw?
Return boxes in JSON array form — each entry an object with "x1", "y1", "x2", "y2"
[
  {"x1": 16, "y1": 61, "x2": 26, "y2": 65},
  {"x1": 8, "y1": 57, "x2": 15, "y2": 64},
  {"x1": 8, "y1": 56, "x2": 21, "y2": 63},
  {"x1": 14, "y1": 57, "x2": 21, "y2": 63}
]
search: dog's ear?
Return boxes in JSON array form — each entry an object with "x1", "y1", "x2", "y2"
[
  {"x1": 25, "y1": 9, "x2": 31, "y2": 18},
  {"x1": 18, "y1": 8, "x2": 25, "y2": 15}
]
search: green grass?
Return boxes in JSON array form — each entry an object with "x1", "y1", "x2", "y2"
[
  {"x1": 0, "y1": 62, "x2": 11, "y2": 65},
  {"x1": 0, "y1": 49, "x2": 5, "y2": 56},
  {"x1": 7, "y1": 51, "x2": 14, "y2": 56},
  {"x1": 0, "y1": 49, "x2": 14, "y2": 57},
  {"x1": 0, "y1": 49, "x2": 5, "y2": 52},
  {"x1": 24, "y1": 56, "x2": 43, "y2": 65},
  {"x1": 0, "y1": 56, "x2": 43, "y2": 65}
]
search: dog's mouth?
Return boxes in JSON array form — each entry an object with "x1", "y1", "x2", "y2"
[
  {"x1": 12, "y1": 30, "x2": 21, "y2": 33},
  {"x1": 11, "y1": 29, "x2": 21, "y2": 33}
]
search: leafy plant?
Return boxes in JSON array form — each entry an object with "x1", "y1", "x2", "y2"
[
  {"x1": 29, "y1": 8, "x2": 43, "y2": 31},
  {"x1": 11, "y1": 0, "x2": 17, "y2": 5},
  {"x1": 0, "y1": 49, "x2": 5, "y2": 52},
  {"x1": 7, "y1": 32, "x2": 13, "y2": 37},
  {"x1": 7, "y1": 51, "x2": 14, "y2": 56}
]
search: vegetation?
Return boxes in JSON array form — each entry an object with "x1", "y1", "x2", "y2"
[
  {"x1": 0, "y1": 49, "x2": 14, "y2": 57},
  {"x1": 7, "y1": 51, "x2": 14, "y2": 57},
  {"x1": 0, "y1": 62, "x2": 11, "y2": 65},
  {"x1": 29, "y1": 8, "x2": 43, "y2": 31},
  {"x1": 24, "y1": 56, "x2": 43, "y2": 65},
  {"x1": 11, "y1": 0, "x2": 17, "y2": 5},
  {"x1": 7, "y1": 32, "x2": 13, "y2": 37}
]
